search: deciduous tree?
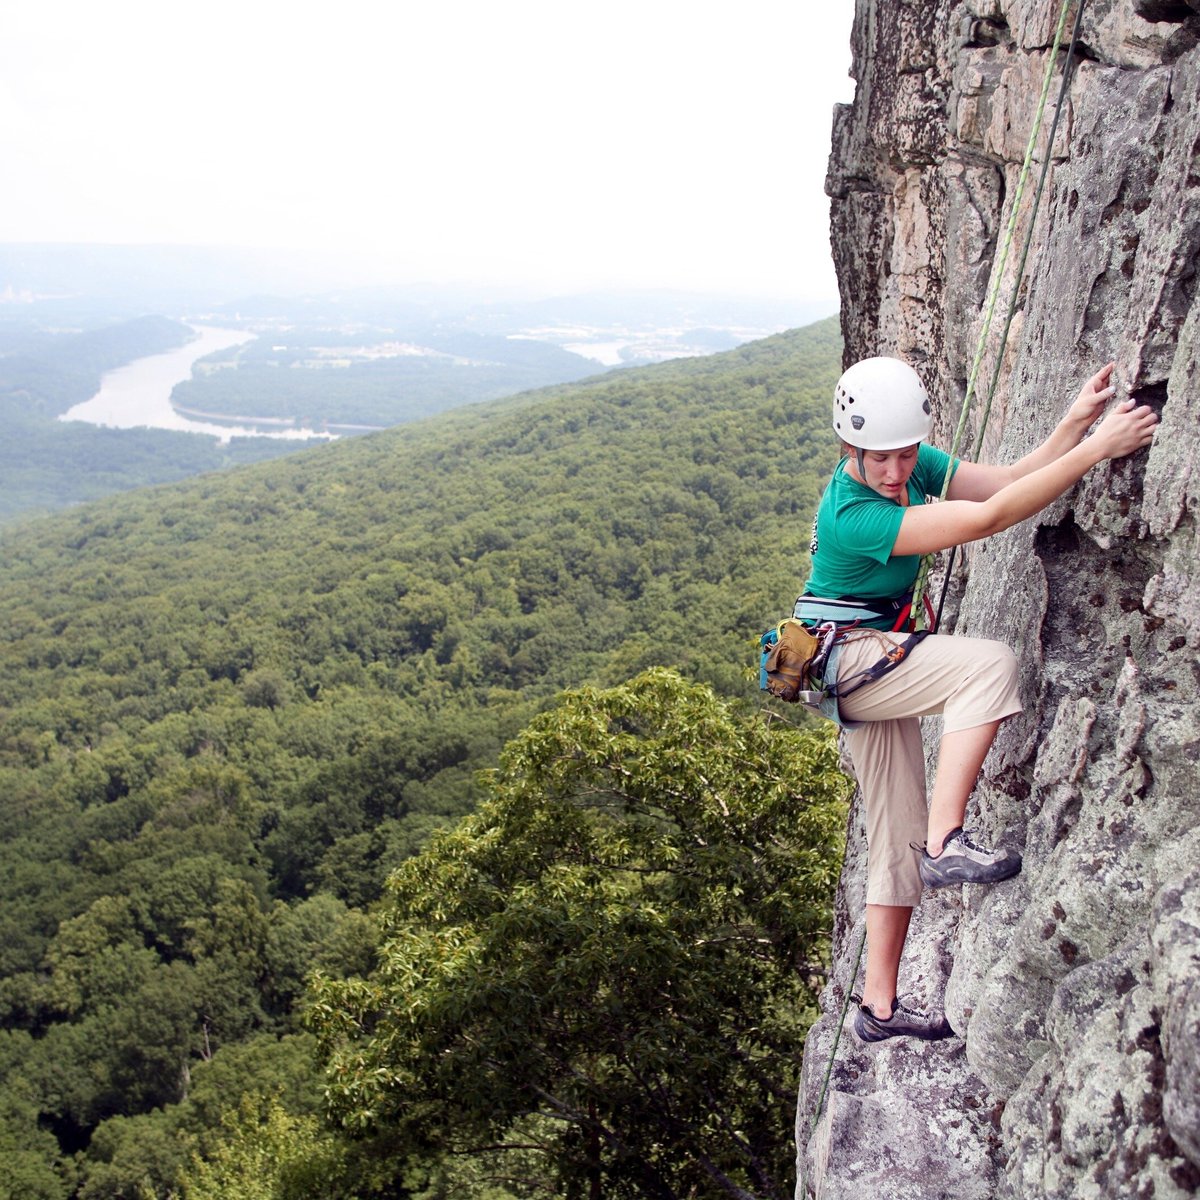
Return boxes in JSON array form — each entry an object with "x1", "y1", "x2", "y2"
[{"x1": 309, "y1": 670, "x2": 849, "y2": 1200}]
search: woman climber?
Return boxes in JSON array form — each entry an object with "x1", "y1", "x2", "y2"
[{"x1": 797, "y1": 355, "x2": 1158, "y2": 1042}]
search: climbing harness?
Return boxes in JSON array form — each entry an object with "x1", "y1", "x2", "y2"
[
  {"x1": 760, "y1": 591, "x2": 934, "y2": 710},
  {"x1": 791, "y1": 592, "x2": 934, "y2": 630},
  {"x1": 799, "y1": 4, "x2": 1088, "y2": 1192}
]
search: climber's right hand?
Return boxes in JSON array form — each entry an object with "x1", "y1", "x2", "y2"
[{"x1": 1092, "y1": 396, "x2": 1159, "y2": 460}]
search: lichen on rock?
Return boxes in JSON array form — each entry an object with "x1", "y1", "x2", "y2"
[{"x1": 800, "y1": 2, "x2": 1200, "y2": 1196}]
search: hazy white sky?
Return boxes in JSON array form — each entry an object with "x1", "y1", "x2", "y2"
[{"x1": 1, "y1": 1, "x2": 855, "y2": 300}]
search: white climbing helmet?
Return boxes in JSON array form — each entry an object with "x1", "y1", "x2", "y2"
[{"x1": 833, "y1": 356, "x2": 933, "y2": 450}]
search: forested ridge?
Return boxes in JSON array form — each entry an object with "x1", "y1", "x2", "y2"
[
  {"x1": 0, "y1": 315, "x2": 192, "y2": 415},
  {"x1": 0, "y1": 315, "x2": 316, "y2": 522},
  {"x1": 0, "y1": 317, "x2": 848, "y2": 1199},
  {"x1": 170, "y1": 330, "x2": 604, "y2": 429}
]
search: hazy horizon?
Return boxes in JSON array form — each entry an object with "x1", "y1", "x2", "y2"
[
  {"x1": 0, "y1": 241, "x2": 841, "y2": 308},
  {"x1": 0, "y1": 244, "x2": 841, "y2": 337},
  {"x1": 0, "y1": 2, "x2": 856, "y2": 305}
]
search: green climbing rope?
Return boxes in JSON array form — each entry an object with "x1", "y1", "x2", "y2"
[
  {"x1": 966, "y1": 0, "x2": 1089, "y2": 466},
  {"x1": 797, "y1": 926, "x2": 865, "y2": 1199},
  {"x1": 801, "y1": 5, "x2": 1088, "y2": 1194},
  {"x1": 810, "y1": 927, "x2": 867, "y2": 1125},
  {"x1": 909, "y1": 0, "x2": 1085, "y2": 628}
]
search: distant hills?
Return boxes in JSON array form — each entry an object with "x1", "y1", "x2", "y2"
[
  {"x1": 0, "y1": 243, "x2": 830, "y2": 330},
  {"x1": 0, "y1": 315, "x2": 843, "y2": 1197},
  {"x1": 0, "y1": 244, "x2": 834, "y2": 524}
]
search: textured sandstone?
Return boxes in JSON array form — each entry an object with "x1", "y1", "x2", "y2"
[{"x1": 800, "y1": 1, "x2": 1200, "y2": 1196}]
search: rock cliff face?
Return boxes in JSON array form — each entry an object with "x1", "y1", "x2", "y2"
[{"x1": 797, "y1": 2, "x2": 1200, "y2": 1197}]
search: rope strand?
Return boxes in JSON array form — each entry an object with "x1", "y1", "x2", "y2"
[
  {"x1": 801, "y1": 6, "x2": 1087, "y2": 1193},
  {"x1": 909, "y1": 0, "x2": 1084, "y2": 627}
]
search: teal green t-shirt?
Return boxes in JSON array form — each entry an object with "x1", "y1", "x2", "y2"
[{"x1": 802, "y1": 443, "x2": 958, "y2": 625}]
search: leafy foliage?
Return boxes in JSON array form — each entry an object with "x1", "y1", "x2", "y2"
[
  {"x1": 0, "y1": 317, "x2": 845, "y2": 1196},
  {"x1": 310, "y1": 670, "x2": 849, "y2": 1198},
  {"x1": 0, "y1": 315, "x2": 192, "y2": 418},
  {"x1": 171, "y1": 331, "x2": 604, "y2": 428},
  {"x1": 175, "y1": 1093, "x2": 348, "y2": 1200},
  {"x1": 0, "y1": 412, "x2": 309, "y2": 525}
]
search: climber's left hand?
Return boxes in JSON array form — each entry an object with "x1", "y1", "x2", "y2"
[{"x1": 1067, "y1": 361, "x2": 1118, "y2": 428}]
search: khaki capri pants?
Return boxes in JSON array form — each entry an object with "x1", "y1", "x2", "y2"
[{"x1": 833, "y1": 631, "x2": 1022, "y2": 907}]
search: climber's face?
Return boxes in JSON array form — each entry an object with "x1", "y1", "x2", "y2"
[{"x1": 849, "y1": 443, "x2": 920, "y2": 500}]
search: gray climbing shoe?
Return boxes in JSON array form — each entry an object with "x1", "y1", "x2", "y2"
[
  {"x1": 852, "y1": 998, "x2": 953, "y2": 1043},
  {"x1": 919, "y1": 826, "x2": 1022, "y2": 888}
]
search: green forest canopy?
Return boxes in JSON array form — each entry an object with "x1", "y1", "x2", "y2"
[
  {"x1": 0, "y1": 316, "x2": 846, "y2": 1199},
  {"x1": 171, "y1": 329, "x2": 604, "y2": 428},
  {"x1": 0, "y1": 310, "x2": 607, "y2": 524}
]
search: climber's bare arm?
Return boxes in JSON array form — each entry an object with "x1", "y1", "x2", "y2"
[
  {"x1": 945, "y1": 364, "x2": 1120, "y2": 502},
  {"x1": 894, "y1": 392, "x2": 1157, "y2": 557}
]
